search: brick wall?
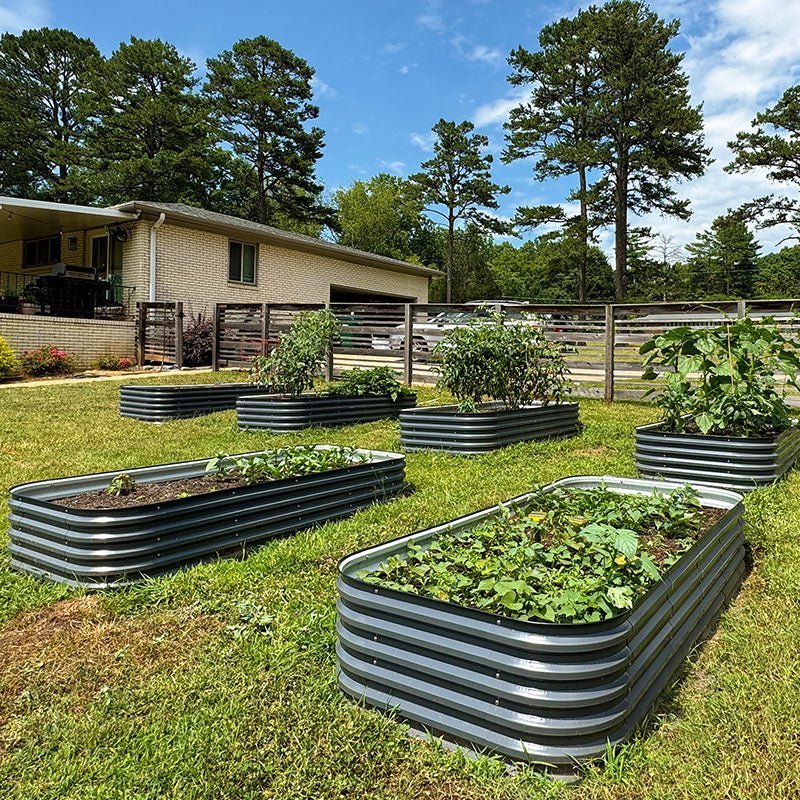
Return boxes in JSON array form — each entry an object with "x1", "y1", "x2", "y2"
[
  {"x1": 0, "y1": 231, "x2": 87, "y2": 277},
  {"x1": 0, "y1": 314, "x2": 136, "y2": 367},
  {"x1": 153, "y1": 223, "x2": 430, "y2": 317}
]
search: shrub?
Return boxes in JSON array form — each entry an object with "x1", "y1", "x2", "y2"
[
  {"x1": 433, "y1": 313, "x2": 571, "y2": 411},
  {"x1": 183, "y1": 313, "x2": 213, "y2": 367},
  {"x1": 641, "y1": 316, "x2": 800, "y2": 437},
  {"x1": 0, "y1": 335, "x2": 18, "y2": 380},
  {"x1": 92, "y1": 354, "x2": 135, "y2": 370},
  {"x1": 19, "y1": 345, "x2": 76, "y2": 377},
  {"x1": 249, "y1": 309, "x2": 339, "y2": 395},
  {"x1": 327, "y1": 367, "x2": 412, "y2": 400}
]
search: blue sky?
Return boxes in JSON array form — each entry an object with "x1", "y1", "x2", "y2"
[{"x1": 3, "y1": 0, "x2": 800, "y2": 257}]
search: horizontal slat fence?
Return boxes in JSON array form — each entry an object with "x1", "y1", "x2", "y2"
[{"x1": 210, "y1": 300, "x2": 800, "y2": 403}]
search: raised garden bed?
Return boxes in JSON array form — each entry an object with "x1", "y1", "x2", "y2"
[
  {"x1": 337, "y1": 475, "x2": 745, "y2": 777},
  {"x1": 237, "y1": 392, "x2": 417, "y2": 432},
  {"x1": 399, "y1": 402, "x2": 580, "y2": 453},
  {"x1": 8, "y1": 446, "x2": 406, "y2": 589},
  {"x1": 635, "y1": 421, "x2": 800, "y2": 491},
  {"x1": 119, "y1": 383, "x2": 272, "y2": 421}
]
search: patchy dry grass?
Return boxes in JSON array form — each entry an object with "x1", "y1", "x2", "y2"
[{"x1": 1, "y1": 373, "x2": 799, "y2": 798}]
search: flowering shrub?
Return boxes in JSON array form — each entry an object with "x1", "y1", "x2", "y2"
[
  {"x1": 92, "y1": 354, "x2": 136, "y2": 371},
  {"x1": 0, "y1": 335, "x2": 18, "y2": 380},
  {"x1": 20, "y1": 345, "x2": 77, "y2": 377}
]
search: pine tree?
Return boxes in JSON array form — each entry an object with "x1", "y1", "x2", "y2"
[
  {"x1": 0, "y1": 28, "x2": 102, "y2": 202},
  {"x1": 409, "y1": 119, "x2": 510, "y2": 302}
]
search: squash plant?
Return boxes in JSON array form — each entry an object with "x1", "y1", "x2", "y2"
[
  {"x1": 249, "y1": 309, "x2": 339, "y2": 395},
  {"x1": 640, "y1": 316, "x2": 800, "y2": 436},
  {"x1": 361, "y1": 485, "x2": 704, "y2": 624},
  {"x1": 433, "y1": 313, "x2": 571, "y2": 412}
]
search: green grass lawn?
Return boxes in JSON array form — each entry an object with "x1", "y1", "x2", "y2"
[{"x1": 1, "y1": 373, "x2": 799, "y2": 799}]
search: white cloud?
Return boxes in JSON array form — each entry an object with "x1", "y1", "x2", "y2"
[
  {"x1": 311, "y1": 77, "x2": 337, "y2": 98},
  {"x1": 378, "y1": 159, "x2": 406, "y2": 175},
  {"x1": 473, "y1": 87, "x2": 528, "y2": 128},
  {"x1": 409, "y1": 131, "x2": 436, "y2": 151},
  {"x1": 450, "y1": 34, "x2": 502, "y2": 65},
  {"x1": 0, "y1": 0, "x2": 49, "y2": 32},
  {"x1": 380, "y1": 41, "x2": 407, "y2": 55},
  {"x1": 352, "y1": 122, "x2": 369, "y2": 135},
  {"x1": 417, "y1": 13, "x2": 445, "y2": 32}
]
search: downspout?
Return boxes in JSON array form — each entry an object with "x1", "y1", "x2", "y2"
[{"x1": 149, "y1": 213, "x2": 166, "y2": 302}]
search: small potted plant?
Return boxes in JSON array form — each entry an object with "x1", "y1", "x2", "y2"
[
  {"x1": 337, "y1": 475, "x2": 745, "y2": 776},
  {"x1": 0, "y1": 287, "x2": 20, "y2": 313},
  {"x1": 636, "y1": 316, "x2": 800, "y2": 491},
  {"x1": 9, "y1": 444, "x2": 406, "y2": 588},
  {"x1": 399, "y1": 312, "x2": 579, "y2": 453},
  {"x1": 237, "y1": 310, "x2": 416, "y2": 432}
]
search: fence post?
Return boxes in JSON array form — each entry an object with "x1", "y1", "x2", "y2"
[
  {"x1": 211, "y1": 304, "x2": 220, "y2": 371},
  {"x1": 737, "y1": 299, "x2": 747, "y2": 318},
  {"x1": 136, "y1": 302, "x2": 146, "y2": 367},
  {"x1": 261, "y1": 303, "x2": 270, "y2": 356},
  {"x1": 404, "y1": 304, "x2": 414, "y2": 385},
  {"x1": 174, "y1": 302, "x2": 184, "y2": 369},
  {"x1": 324, "y1": 302, "x2": 334, "y2": 382},
  {"x1": 604, "y1": 304, "x2": 615, "y2": 403}
]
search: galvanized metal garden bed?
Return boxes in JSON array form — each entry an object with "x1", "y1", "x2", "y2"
[
  {"x1": 236, "y1": 393, "x2": 417, "y2": 432},
  {"x1": 399, "y1": 402, "x2": 580, "y2": 453},
  {"x1": 635, "y1": 421, "x2": 800, "y2": 491},
  {"x1": 120, "y1": 383, "x2": 271, "y2": 422},
  {"x1": 8, "y1": 446, "x2": 406, "y2": 589},
  {"x1": 337, "y1": 475, "x2": 745, "y2": 777}
]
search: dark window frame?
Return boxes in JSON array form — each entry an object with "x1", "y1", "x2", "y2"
[
  {"x1": 228, "y1": 240, "x2": 257, "y2": 285},
  {"x1": 23, "y1": 235, "x2": 61, "y2": 268}
]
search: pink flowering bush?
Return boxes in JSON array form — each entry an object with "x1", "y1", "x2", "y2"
[
  {"x1": 20, "y1": 345, "x2": 77, "y2": 377},
  {"x1": 91, "y1": 354, "x2": 136, "y2": 370}
]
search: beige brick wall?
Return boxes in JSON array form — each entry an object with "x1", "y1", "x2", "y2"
[
  {"x1": 0, "y1": 232, "x2": 87, "y2": 277},
  {"x1": 152, "y1": 223, "x2": 429, "y2": 317},
  {"x1": 0, "y1": 313, "x2": 136, "y2": 367}
]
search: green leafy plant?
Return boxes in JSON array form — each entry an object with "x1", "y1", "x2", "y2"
[
  {"x1": 326, "y1": 367, "x2": 413, "y2": 400},
  {"x1": 360, "y1": 485, "x2": 704, "y2": 624},
  {"x1": 106, "y1": 473, "x2": 137, "y2": 497},
  {"x1": 91, "y1": 354, "x2": 135, "y2": 370},
  {"x1": 249, "y1": 309, "x2": 339, "y2": 395},
  {"x1": 0, "y1": 335, "x2": 18, "y2": 380},
  {"x1": 641, "y1": 316, "x2": 800, "y2": 436},
  {"x1": 433, "y1": 313, "x2": 571, "y2": 411},
  {"x1": 19, "y1": 345, "x2": 76, "y2": 377},
  {"x1": 206, "y1": 445, "x2": 365, "y2": 485}
]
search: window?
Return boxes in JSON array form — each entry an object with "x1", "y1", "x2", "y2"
[
  {"x1": 228, "y1": 241, "x2": 257, "y2": 284},
  {"x1": 23, "y1": 235, "x2": 61, "y2": 268}
]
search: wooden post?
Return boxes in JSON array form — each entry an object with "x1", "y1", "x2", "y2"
[
  {"x1": 324, "y1": 302, "x2": 334, "y2": 381},
  {"x1": 174, "y1": 302, "x2": 184, "y2": 369},
  {"x1": 404, "y1": 304, "x2": 414, "y2": 385},
  {"x1": 261, "y1": 303, "x2": 270, "y2": 356},
  {"x1": 136, "y1": 302, "x2": 146, "y2": 367},
  {"x1": 211, "y1": 304, "x2": 220, "y2": 371},
  {"x1": 604, "y1": 304, "x2": 615, "y2": 403},
  {"x1": 737, "y1": 299, "x2": 747, "y2": 319}
]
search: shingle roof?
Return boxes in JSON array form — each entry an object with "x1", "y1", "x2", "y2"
[{"x1": 114, "y1": 201, "x2": 441, "y2": 278}]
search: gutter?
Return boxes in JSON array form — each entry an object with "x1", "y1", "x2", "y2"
[{"x1": 148, "y1": 212, "x2": 166, "y2": 302}]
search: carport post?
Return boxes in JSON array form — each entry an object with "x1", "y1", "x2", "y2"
[
  {"x1": 324, "y1": 302, "x2": 334, "y2": 381},
  {"x1": 403, "y1": 304, "x2": 414, "y2": 385}
]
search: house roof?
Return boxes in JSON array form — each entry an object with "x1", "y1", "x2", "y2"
[
  {"x1": 114, "y1": 201, "x2": 441, "y2": 279},
  {"x1": 0, "y1": 197, "x2": 137, "y2": 243}
]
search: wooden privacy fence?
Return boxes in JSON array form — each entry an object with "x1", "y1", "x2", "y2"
[
  {"x1": 206, "y1": 299, "x2": 800, "y2": 402},
  {"x1": 135, "y1": 302, "x2": 184, "y2": 367}
]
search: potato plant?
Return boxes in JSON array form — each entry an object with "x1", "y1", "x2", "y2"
[{"x1": 361, "y1": 485, "x2": 705, "y2": 624}]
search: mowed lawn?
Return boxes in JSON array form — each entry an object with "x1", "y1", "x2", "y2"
[{"x1": 1, "y1": 373, "x2": 800, "y2": 799}]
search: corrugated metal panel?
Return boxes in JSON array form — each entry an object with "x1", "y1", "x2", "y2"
[
  {"x1": 399, "y1": 402, "x2": 580, "y2": 453},
  {"x1": 120, "y1": 383, "x2": 271, "y2": 422},
  {"x1": 236, "y1": 393, "x2": 417, "y2": 432},
  {"x1": 635, "y1": 422, "x2": 800, "y2": 491},
  {"x1": 8, "y1": 446, "x2": 406, "y2": 589},
  {"x1": 337, "y1": 476, "x2": 744, "y2": 777}
]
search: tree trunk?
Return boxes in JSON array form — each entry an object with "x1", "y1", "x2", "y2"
[
  {"x1": 446, "y1": 214, "x2": 454, "y2": 304},
  {"x1": 578, "y1": 166, "x2": 588, "y2": 303},
  {"x1": 614, "y1": 165, "x2": 628, "y2": 302}
]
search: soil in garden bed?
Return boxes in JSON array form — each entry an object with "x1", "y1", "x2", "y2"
[{"x1": 57, "y1": 474, "x2": 256, "y2": 510}]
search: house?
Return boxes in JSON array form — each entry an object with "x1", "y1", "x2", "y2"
[{"x1": 0, "y1": 197, "x2": 437, "y2": 319}]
